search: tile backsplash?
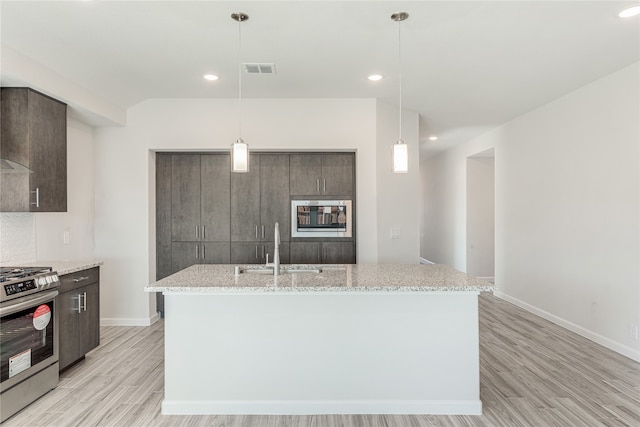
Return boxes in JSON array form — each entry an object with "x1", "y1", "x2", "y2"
[{"x1": 0, "y1": 213, "x2": 36, "y2": 263}]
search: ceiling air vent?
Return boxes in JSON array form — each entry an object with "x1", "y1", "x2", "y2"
[{"x1": 244, "y1": 63, "x2": 276, "y2": 74}]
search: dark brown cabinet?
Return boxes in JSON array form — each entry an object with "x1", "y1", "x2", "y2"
[
  {"x1": 156, "y1": 153, "x2": 232, "y2": 315},
  {"x1": 157, "y1": 153, "x2": 231, "y2": 275},
  {"x1": 171, "y1": 154, "x2": 230, "y2": 242},
  {"x1": 171, "y1": 241, "x2": 230, "y2": 272},
  {"x1": 0, "y1": 88, "x2": 67, "y2": 212},
  {"x1": 230, "y1": 242, "x2": 290, "y2": 264},
  {"x1": 290, "y1": 241, "x2": 355, "y2": 264},
  {"x1": 289, "y1": 153, "x2": 354, "y2": 196},
  {"x1": 230, "y1": 154, "x2": 290, "y2": 264},
  {"x1": 58, "y1": 267, "x2": 100, "y2": 371}
]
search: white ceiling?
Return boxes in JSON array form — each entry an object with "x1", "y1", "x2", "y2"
[{"x1": 1, "y1": 1, "x2": 638, "y2": 156}]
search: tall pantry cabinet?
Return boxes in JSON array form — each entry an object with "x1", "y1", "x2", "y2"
[
  {"x1": 156, "y1": 153, "x2": 231, "y2": 278},
  {"x1": 230, "y1": 154, "x2": 290, "y2": 264}
]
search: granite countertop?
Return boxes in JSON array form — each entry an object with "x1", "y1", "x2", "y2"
[
  {"x1": 1, "y1": 260, "x2": 103, "y2": 276},
  {"x1": 145, "y1": 263, "x2": 494, "y2": 294}
]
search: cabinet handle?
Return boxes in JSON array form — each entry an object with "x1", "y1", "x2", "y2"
[
  {"x1": 262, "y1": 245, "x2": 265, "y2": 259},
  {"x1": 202, "y1": 244, "x2": 206, "y2": 259},
  {"x1": 31, "y1": 188, "x2": 40, "y2": 208},
  {"x1": 323, "y1": 179, "x2": 326, "y2": 193},
  {"x1": 82, "y1": 292, "x2": 87, "y2": 312},
  {"x1": 72, "y1": 276, "x2": 90, "y2": 283},
  {"x1": 255, "y1": 245, "x2": 259, "y2": 259},
  {"x1": 261, "y1": 225, "x2": 265, "y2": 239},
  {"x1": 255, "y1": 225, "x2": 259, "y2": 239},
  {"x1": 202, "y1": 226, "x2": 205, "y2": 240},
  {"x1": 196, "y1": 245, "x2": 199, "y2": 259},
  {"x1": 195, "y1": 226, "x2": 199, "y2": 240},
  {"x1": 316, "y1": 178, "x2": 320, "y2": 193},
  {"x1": 76, "y1": 294, "x2": 82, "y2": 313}
]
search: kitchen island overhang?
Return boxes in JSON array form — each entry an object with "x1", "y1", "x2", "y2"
[{"x1": 146, "y1": 264, "x2": 494, "y2": 416}]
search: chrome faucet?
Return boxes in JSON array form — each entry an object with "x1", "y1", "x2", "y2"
[{"x1": 273, "y1": 222, "x2": 281, "y2": 276}]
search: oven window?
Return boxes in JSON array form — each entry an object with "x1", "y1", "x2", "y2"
[
  {"x1": 297, "y1": 205, "x2": 347, "y2": 230},
  {"x1": 0, "y1": 300, "x2": 54, "y2": 382}
]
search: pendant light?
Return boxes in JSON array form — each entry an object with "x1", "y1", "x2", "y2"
[
  {"x1": 231, "y1": 12, "x2": 249, "y2": 173},
  {"x1": 391, "y1": 12, "x2": 409, "y2": 174}
]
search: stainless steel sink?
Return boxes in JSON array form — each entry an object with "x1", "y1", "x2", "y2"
[{"x1": 235, "y1": 266, "x2": 322, "y2": 275}]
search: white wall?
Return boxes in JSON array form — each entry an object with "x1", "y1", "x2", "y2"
[
  {"x1": 466, "y1": 155, "x2": 494, "y2": 278},
  {"x1": 376, "y1": 100, "x2": 420, "y2": 263},
  {"x1": 0, "y1": 117, "x2": 95, "y2": 264},
  {"x1": 94, "y1": 98, "x2": 420, "y2": 325},
  {"x1": 421, "y1": 62, "x2": 640, "y2": 361}
]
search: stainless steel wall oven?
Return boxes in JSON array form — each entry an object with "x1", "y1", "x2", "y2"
[
  {"x1": 0, "y1": 267, "x2": 60, "y2": 423},
  {"x1": 291, "y1": 200, "x2": 352, "y2": 238}
]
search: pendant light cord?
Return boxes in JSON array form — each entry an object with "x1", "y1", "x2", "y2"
[
  {"x1": 398, "y1": 17, "x2": 403, "y2": 142},
  {"x1": 237, "y1": 15, "x2": 243, "y2": 140}
]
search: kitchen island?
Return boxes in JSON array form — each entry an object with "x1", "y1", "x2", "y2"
[{"x1": 145, "y1": 264, "x2": 493, "y2": 416}]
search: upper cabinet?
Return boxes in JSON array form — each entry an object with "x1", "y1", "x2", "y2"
[
  {"x1": 170, "y1": 154, "x2": 231, "y2": 242},
  {"x1": 289, "y1": 153, "x2": 354, "y2": 196},
  {"x1": 231, "y1": 154, "x2": 290, "y2": 243},
  {"x1": 1, "y1": 88, "x2": 67, "y2": 212}
]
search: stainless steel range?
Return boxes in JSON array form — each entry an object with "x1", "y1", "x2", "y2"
[{"x1": 0, "y1": 266, "x2": 60, "y2": 423}]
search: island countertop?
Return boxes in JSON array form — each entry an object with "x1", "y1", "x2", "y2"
[{"x1": 145, "y1": 263, "x2": 494, "y2": 294}]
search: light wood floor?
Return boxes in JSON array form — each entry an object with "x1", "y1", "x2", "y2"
[{"x1": 4, "y1": 293, "x2": 639, "y2": 426}]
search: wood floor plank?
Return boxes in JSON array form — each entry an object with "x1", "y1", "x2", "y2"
[{"x1": 3, "y1": 293, "x2": 639, "y2": 426}]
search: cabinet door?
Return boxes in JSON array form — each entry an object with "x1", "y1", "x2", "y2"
[
  {"x1": 289, "y1": 154, "x2": 322, "y2": 196},
  {"x1": 58, "y1": 291, "x2": 81, "y2": 370},
  {"x1": 171, "y1": 242, "x2": 201, "y2": 273},
  {"x1": 79, "y1": 282, "x2": 100, "y2": 355},
  {"x1": 171, "y1": 155, "x2": 201, "y2": 242},
  {"x1": 231, "y1": 242, "x2": 264, "y2": 264},
  {"x1": 201, "y1": 242, "x2": 231, "y2": 264},
  {"x1": 201, "y1": 155, "x2": 231, "y2": 241},
  {"x1": 322, "y1": 153, "x2": 354, "y2": 196},
  {"x1": 0, "y1": 88, "x2": 67, "y2": 212},
  {"x1": 260, "y1": 154, "x2": 290, "y2": 242},
  {"x1": 230, "y1": 242, "x2": 290, "y2": 264},
  {"x1": 231, "y1": 154, "x2": 261, "y2": 241},
  {"x1": 322, "y1": 242, "x2": 355, "y2": 264},
  {"x1": 29, "y1": 90, "x2": 67, "y2": 212},
  {"x1": 290, "y1": 242, "x2": 322, "y2": 264}
]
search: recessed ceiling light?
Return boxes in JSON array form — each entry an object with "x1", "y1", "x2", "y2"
[
  {"x1": 368, "y1": 74, "x2": 383, "y2": 81},
  {"x1": 619, "y1": 5, "x2": 640, "y2": 17},
  {"x1": 429, "y1": 136, "x2": 438, "y2": 141},
  {"x1": 203, "y1": 74, "x2": 219, "y2": 81}
]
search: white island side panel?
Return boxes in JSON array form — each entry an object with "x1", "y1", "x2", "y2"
[{"x1": 163, "y1": 292, "x2": 481, "y2": 415}]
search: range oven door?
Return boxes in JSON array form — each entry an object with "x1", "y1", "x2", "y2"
[{"x1": 0, "y1": 290, "x2": 59, "y2": 393}]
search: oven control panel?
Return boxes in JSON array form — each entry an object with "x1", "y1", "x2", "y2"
[
  {"x1": 3, "y1": 273, "x2": 59, "y2": 297},
  {"x1": 4, "y1": 279, "x2": 37, "y2": 296}
]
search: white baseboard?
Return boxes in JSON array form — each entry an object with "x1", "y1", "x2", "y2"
[
  {"x1": 495, "y1": 291, "x2": 640, "y2": 363},
  {"x1": 162, "y1": 399, "x2": 482, "y2": 416},
  {"x1": 420, "y1": 257, "x2": 435, "y2": 265},
  {"x1": 100, "y1": 312, "x2": 160, "y2": 327}
]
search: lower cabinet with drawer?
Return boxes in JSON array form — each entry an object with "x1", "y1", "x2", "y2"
[{"x1": 58, "y1": 267, "x2": 100, "y2": 371}]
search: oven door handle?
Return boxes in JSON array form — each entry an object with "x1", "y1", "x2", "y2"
[{"x1": 0, "y1": 290, "x2": 59, "y2": 317}]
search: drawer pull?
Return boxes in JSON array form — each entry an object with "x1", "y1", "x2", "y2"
[{"x1": 72, "y1": 276, "x2": 90, "y2": 283}]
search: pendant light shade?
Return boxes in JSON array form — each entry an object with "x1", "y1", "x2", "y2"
[
  {"x1": 391, "y1": 12, "x2": 409, "y2": 174},
  {"x1": 231, "y1": 138, "x2": 249, "y2": 173},
  {"x1": 393, "y1": 140, "x2": 408, "y2": 173},
  {"x1": 231, "y1": 12, "x2": 250, "y2": 173}
]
